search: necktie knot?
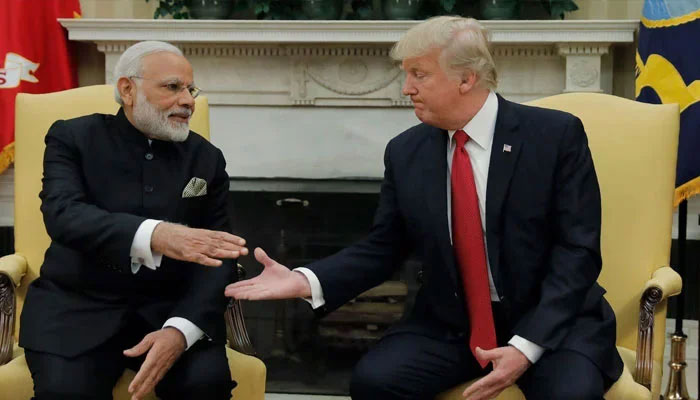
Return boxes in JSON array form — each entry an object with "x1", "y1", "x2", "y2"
[{"x1": 454, "y1": 129, "x2": 469, "y2": 149}]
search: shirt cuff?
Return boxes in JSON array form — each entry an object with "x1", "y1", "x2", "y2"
[
  {"x1": 163, "y1": 317, "x2": 205, "y2": 350},
  {"x1": 508, "y1": 335, "x2": 545, "y2": 364},
  {"x1": 129, "y1": 219, "x2": 163, "y2": 274},
  {"x1": 293, "y1": 267, "x2": 325, "y2": 309}
]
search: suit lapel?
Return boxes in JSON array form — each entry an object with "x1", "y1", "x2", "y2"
[
  {"x1": 485, "y1": 95, "x2": 523, "y2": 291},
  {"x1": 422, "y1": 126, "x2": 460, "y2": 288}
]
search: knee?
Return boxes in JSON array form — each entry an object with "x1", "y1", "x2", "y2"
[
  {"x1": 32, "y1": 378, "x2": 106, "y2": 400},
  {"x1": 351, "y1": 356, "x2": 423, "y2": 400},
  {"x1": 180, "y1": 374, "x2": 233, "y2": 398},
  {"x1": 547, "y1": 380, "x2": 604, "y2": 400},
  {"x1": 160, "y1": 366, "x2": 233, "y2": 399},
  {"x1": 350, "y1": 357, "x2": 395, "y2": 399},
  {"x1": 28, "y1": 367, "x2": 111, "y2": 399}
]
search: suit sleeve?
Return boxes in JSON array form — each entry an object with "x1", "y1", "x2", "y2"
[
  {"x1": 512, "y1": 116, "x2": 603, "y2": 350},
  {"x1": 169, "y1": 148, "x2": 237, "y2": 342},
  {"x1": 40, "y1": 120, "x2": 146, "y2": 268},
  {"x1": 306, "y1": 140, "x2": 411, "y2": 315}
]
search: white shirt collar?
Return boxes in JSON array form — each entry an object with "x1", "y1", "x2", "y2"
[{"x1": 448, "y1": 90, "x2": 498, "y2": 150}]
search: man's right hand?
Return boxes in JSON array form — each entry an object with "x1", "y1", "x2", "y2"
[
  {"x1": 151, "y1": 222, "x2": 248, "y2": 267},
  {"x1": 224, "y1": 247, "x2": 312, "y2": 300}
]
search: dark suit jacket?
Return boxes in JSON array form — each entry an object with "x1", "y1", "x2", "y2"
[
  {"x1": 19, "y1": 108, "x2": 237, "y2": 358},
  {"x1": 307, "y1": 95, "x2": 624, "y2": 381}
]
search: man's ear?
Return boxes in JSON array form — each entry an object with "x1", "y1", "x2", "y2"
[
  {"x1": 458, "y1": 71, "x2": 478, "y2": 95},
  {"x1": 117, "y1": 77, "x2": 135, "y2": 107}
]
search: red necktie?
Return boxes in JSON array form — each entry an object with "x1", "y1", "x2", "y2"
[{"x1": 451, "y1": 129, "x2": 497, "y2": 368}]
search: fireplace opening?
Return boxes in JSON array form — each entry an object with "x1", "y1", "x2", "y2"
[{"x1": 228, "y1": 185, "x2": 421, "y2": 395}]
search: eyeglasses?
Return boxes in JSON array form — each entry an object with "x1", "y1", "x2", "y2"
[{"x1": 130, "y1": 76, "x2": 201, "y2": 99}]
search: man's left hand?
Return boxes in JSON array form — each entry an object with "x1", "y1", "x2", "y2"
[
  {"x1": 123, "y1": 328, "x2": 187, "y2": 400},
  {"x1": 462, "y1": 346, "x2": 531, "y2": 400}
]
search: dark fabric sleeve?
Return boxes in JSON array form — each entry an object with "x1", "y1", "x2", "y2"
[
  {"x1": 40, "y1": 119, "x2": 145, "y2": 270},
  {"x1": 170, "y1": 148, "x2": 237, "y2": 342},
  {"x1": 511, "y1": 116, "x2": 604, "y2": 350},
  {"x1": 306, "y1": 140, "x2": 411, "y2": 315}
]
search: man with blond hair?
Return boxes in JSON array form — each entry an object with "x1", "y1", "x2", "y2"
[
  {"x1": 226, "y1": 16, "x2": 623, "y2": 399},
  {"x1": 20, "y1": 41, "x2": 247, "y2": 400}
]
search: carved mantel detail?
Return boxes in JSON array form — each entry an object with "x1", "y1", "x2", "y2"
[
  {"x1": 557, "y1": 43, "x2": 611, "y2": 93},
  {"x1": 292, "y1": 48, "x2": 405, "y2": 106}
]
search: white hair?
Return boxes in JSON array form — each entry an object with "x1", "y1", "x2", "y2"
[
  {"x1": 112, "y1": 41, "x2": 183, "y2": 105},
  {"x1": 390, "y1": 16, "x2": 498, "y2": 90}
]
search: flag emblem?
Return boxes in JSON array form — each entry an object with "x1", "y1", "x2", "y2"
[
  {"x1": 503, "y1": 144, "x2": 512, "y2": 152},
  {"x1": 636, "y1": 0, "x2": 700, "y2": 205}
]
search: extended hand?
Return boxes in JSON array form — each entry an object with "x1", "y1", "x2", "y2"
[
  {"x1": 224, "y1": 247, "x2": 311, "y2": 300},
  {"x1": 462, "y1": 346, "x2": 531, "y2": 400},
  {"x1": 151, "y1": 222, "x2": 248, "y2": 267},
  {"x1": 123, "y1": 328, "x2": 186, "y2": 400}
]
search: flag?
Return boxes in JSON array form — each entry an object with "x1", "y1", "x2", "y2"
[
  {"x1": 636, "y1": 0, "x2": 700, "y2": 206},
  {"x1": 0, "y1": 0, "x2": 81, "y2": 174}
]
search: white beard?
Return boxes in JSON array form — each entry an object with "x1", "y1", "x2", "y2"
[{"x1": 132, "y1": 90, "x2": 191, "y2": 142}]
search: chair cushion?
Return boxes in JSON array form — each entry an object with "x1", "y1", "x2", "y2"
[
  {"x1": 0, "y1": 344, "x2": 265, "y2": 400},
  {"x1": 435, "y1": 347, "x2": 652, "y2": 400},
  {"x1": 0, "y1": 344, "x2": 33, "y2": 400},
  {"x1": 606, "y1": 346, "x2": 657, "y2": 400},
  {"x1": 435, "y1": 379, "x2": 525, "y2": 400}
]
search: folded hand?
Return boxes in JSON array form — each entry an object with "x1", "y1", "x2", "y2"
[
  {"x1": 124, "y1": 328, "x2": 186, "y2": 400},
  {"x1": 462, "y1": 346, "x2": 531, "y2": 400}
]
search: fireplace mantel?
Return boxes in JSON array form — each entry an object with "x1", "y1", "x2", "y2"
[
  {"x1": 61, "y1": 19, "x2": 637, "y2": 105},
  {"x1": 60, "y1": 19, "x2": 636, "y2": 44},
  {"x1": 57, "y1": 19, "x2": 638, "y2": 181}
]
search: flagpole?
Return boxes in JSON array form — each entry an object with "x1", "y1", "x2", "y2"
[
  {"x1": 675, "y1": 199, "x2": 687, "y2": 336},
  {"x1": 663, "y1": 199, "x2": 691, "y2": 400}
]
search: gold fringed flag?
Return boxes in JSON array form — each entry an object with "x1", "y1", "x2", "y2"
[
  {"x1": 636, "y1": 0, "x2": 700, "y2": 206},
  {"x1": 0, "y1": 0, "x2": 81, "y2": 174}
]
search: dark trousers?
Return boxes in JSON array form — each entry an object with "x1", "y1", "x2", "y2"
[
  {"x1": 350, "y1": 304, "x2": 610, "y2": 400},
  {"x1": 25, "y1": 315, "x2": 234, "y2": 400}
]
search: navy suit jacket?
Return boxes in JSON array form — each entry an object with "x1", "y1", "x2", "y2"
[{"x1": 307, "y1": 95, "x2": 623, "y2": 381}]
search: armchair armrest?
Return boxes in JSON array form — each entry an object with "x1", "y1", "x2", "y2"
[
  {"x1": 634, "y1": 266, "x2": 682, "y2": 388},
  {"x1": 0, "y1": 254, "x2": 27, "y2": 366},
  {"x1": 644, "y1": 266, "x2": 682, "y2": 298},
  {"x1": 225, "y1": 263, "x2": 256, "y2": 356},
  {"x1": 0, "y1": 254, "x2": 27, "y2": 287}
]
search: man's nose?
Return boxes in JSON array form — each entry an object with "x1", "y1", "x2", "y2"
[
  {"x1": 179, "y1": 90, "x2": 195, "y2": 108},
  {"x1": 402, "y1": 77, "x2": 416, "y2": 96}
]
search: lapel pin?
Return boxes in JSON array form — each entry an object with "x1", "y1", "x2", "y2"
[{"x1": 503, "y1": 144, "x2": 512, "y2": 153}]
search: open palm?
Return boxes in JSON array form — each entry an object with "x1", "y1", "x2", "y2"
[{"x1": 224, "y1": 247, "x2": 311, "y2": 300}]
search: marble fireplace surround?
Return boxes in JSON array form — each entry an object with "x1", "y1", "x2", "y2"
[{"x1": 59, "y1": 19, "x2": 638, "y2": 187}]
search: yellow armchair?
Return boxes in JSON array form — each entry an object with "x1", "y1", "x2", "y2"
[
  {"x1": 437, "y1": 93, "x2": 682, "y2": 400},
  {"x1": 0, "y1": 85, "x2": 266, "y2": 400}
]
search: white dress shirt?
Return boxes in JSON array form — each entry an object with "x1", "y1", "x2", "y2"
[{"x1": 296, "y1": 91, "x2": 544, "y2": 364}]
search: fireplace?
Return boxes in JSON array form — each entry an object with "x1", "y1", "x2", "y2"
[{"x1": 227, "y1": 183, "x2": 421, "y2": 395}]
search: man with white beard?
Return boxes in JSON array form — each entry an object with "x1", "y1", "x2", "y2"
[{"x1": 19, "y1": 41, "x2": 247, "y2": 400}]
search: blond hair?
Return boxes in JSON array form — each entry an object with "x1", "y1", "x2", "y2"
[{"x1": 390, "y1": 16, "x2": 497, "y2": 89}]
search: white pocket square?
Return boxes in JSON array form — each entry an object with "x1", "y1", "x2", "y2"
[{"x1": 182, "y1": 177, "x2": 207, "y2": 198}]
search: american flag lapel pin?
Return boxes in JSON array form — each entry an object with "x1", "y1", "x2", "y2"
[{"x1": 503, "y1": 144, "x2": 512, "y2": 153}]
